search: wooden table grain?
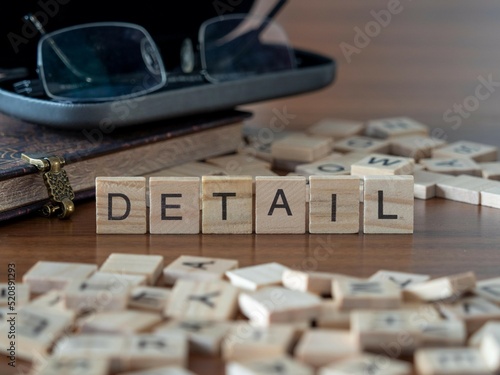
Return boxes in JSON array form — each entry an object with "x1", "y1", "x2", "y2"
[{"x1": 2, "y1": 1, "x2": 500, "y2": 374}]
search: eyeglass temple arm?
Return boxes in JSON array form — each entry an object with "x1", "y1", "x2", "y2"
[{"x1": 26, "y1": 14, "x2": 93, "y2": 83}]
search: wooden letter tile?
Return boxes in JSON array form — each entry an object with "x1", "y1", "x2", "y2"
[
  {"x1": 227, "y1": 355, "x2": 314, "y2": 375},
  {"x1": 225, "y1": 262, "x2": 290, "y2": 291},
  {"x1": 436, "y1": 175, "x2": 500, "y2": 205},
  {"x1": 295, "y1": 154, "x2": 350, "y2": 177},
  {"x1": 271, "y1": 133, "x2": 333, "y2": 163},
  {"x1": 34, "y1": 357, "x2": 109, "y2": 375},
  {"x1": 333, "y1": 278, "x2": 402, "y2": 310},
  {"x1": 222, "y1": 322, "x2": 296, "y2": 361},
  {"x1": 469, "y1": 321, "x2": 500, "y2": 347},
  {"x1": 255, "y1": 176, "x2": 306, "y2": 234},
  {"x1": 149, "y1": 177, "x2": 200, "y2": 234},
  {"x1": 351, "y1": 154, "x2": 414, "y2": 176},
  {"x1": 480, "y1": 161, "x2": 500, "y2": 180},
  {"x1": 129, "y1": 286, "x2": 171, "y2": 312},
  {"x1": 0, "y1": 306, "x2": 74, "y2": 362},
  {"x1": 333, "y1": 136, "x2": 390, "y2": 154},
  {"x1": 431, "y1": 140, "x2": 498, "y2": 162},
  {"x1": 0, "y1": 282, "x2": 30, "y2": 307},
  {"x1": 415, "y1": 348, "x2": 492, "y2": 375},
  {"x1": 165, "y1": 279, "x2": 238, "y2": 321},
  {"x1": 238, "y1": 286, "x2": 322, "y2": 326},
  {"x1": 282, "y1": 269, "x2": 342, "y2": 296},
  {"x1": 420, "y1": 157, "x2": 482, "y2": 176},
  {"x1": 155, "y1": 319, "x2": 233, "y2": 355},
  {"x1": 96, "y1": 177, "x2": 147, "y2": 234},
  {"x1": 413, "y1": 170, "x2": 456, "y2": 200},
  {"x1": 369, "y1": 270, "x2": 430, "y2": 290},
  {"x1": 294, "y1": 328, "x2": 359, "y2": 368},
  {"x1": 315, "y1": 300, "x2": 351, "y2": 329},
  {"x1": 481, "y1": 186, "x2": 500, "y2": 209},
  {"x1": 163, "y1": 255, "x2": 238, "y2": 285},
  {"x1": 201, "y1": 176, "x2": 253, "y2": 234},
  {"x1": 319, "y1": 353, "x2": 412, "y2": 375},
  {"x1": 479, "y1": 330, "x2": 500, "y2": 373},
  {"x1": 77, "y1": 310, "x2": 163, "y2": 334},
  {"x1": 309, "y1": 175, "x2": 360, "y2": 234},
  {"x1": 475, "y1": 276, "x2": 500, "y2": 304},
  {"x1": 405, "y1": 271, "x2": 476, "y2": 302},
  {"x1": 22, "y1": 261, "x2": 97, "y2": 294},
  {"x1": 365, "y1": 116, "x2": 429, "y2": 139},
  {"x1": 390, "y1": 135, "x2": 447, "y2": 161},
  {"x1": 100, "y1": 253, "x2": 164, "y2": 285},
  {"x1": 363, "y1": 175, "x2": 414, "y2": 234}
]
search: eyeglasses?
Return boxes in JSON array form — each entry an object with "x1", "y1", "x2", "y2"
[{"x1": 10, "y1": 0, "x2": 296, "y2": 103}]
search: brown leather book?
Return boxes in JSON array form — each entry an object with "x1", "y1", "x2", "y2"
[{"x1": 0, "y1": 110, "x2": 251, "y2": 222}]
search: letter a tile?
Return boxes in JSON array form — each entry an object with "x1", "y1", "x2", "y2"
[
  {"x1": 255, "y1": 176, "x2": 306, "y2": 234},
  {"x1": 363, "y1": 175, "x2": 414, "y2": 234},
  {"x1": 96, "y1": 177, "x2": 147, "y2": 234}
]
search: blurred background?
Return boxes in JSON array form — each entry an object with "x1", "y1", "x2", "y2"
[{"x1": 245, "y1": 0, "x2": 500, "y2": 145}]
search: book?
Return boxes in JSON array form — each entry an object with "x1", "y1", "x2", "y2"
[{"x1": 0, "y1": 110, "x2": 251, "y2": 222}]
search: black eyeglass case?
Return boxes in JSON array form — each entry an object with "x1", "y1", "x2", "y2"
[{"x1": 0, "y1": 1, "x2": 336, "y2": 129}]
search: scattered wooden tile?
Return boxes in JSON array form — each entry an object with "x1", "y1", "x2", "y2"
[
  {"x1": 415, "y1": 347, "x2": 492, "y2": 375},
  {"x1": 0, "y1": 282, "x2": 30, "y2": 307},
  {"x1": 96, "y1": 177, "x2": 147, "y2": 234},
  {"x1": 420, "y1": 157, "x2": 482, "y2": 176},
  {"x1": 271, "y1": 133, "x2": 333, "y2": 163},
  {"x1": 351, "y1": 154, "x2": 414, "y2": 176},
  {"x1": 432, "y1": 140, "x2": 498, "y2": 162},
  {"x1": 481, "y1": 186, "x2": 500, "y2": 209},
  {"x1": 255, "y1": 176, "x2": 307, "y2": 234},
  {"x1": 116, "y1": 367, "x2": 197, "y2": 375},
  {"x1": 149, "y1": 177, "x2": 200, "y2": 234},
  {"x1": 416, "y1": 318, "x2": 467, "y2": 347},
  {"x1": 333, "y1": 278, "x2": 402, "y2": 310},
  {"x1": 436, "y1": 174, "x2": 500, "y2": 205},
  {"x1": 201, "y1": 175, "x2": 253, "y2": 234},
  {"x1": 369, "y1": 270, "x2": 430, "y2": 290},
  {"x1": 77, "y1": 310, "x2": 163, "y2": 334},
  {"x1": 227, "y1": 355, "x2": 314, "y2": 375},
  {"x1": 282, "y1": 269, "x2": 341, "y2": 296},
  {"x1": 242, "y1": 127, "x2": 295, "y2": 163},
  {"x1": 22, "y1": 261, "x2": 97, "y2": 294},
  {"x1": 307, "y1": 118, "x2": 365, "y2": 140},
  {"x1": 405, "y1": 271, "x2": 476, "y2": 302},
  {"x1": 351, "y1": 309, "x2": 419, "y2": 355},
  {"x1": 294, "y1": 328, "x2": 359, "y2": 368},
  {"x1": 319, "y1": 353, "x2": 412, "y2": 375},
  {"x1": 469, "y1": 321, "x2": 500, "y2": 347},
  {"x1": 366, "y1": 116, "x2": 429, "y2": 139},
  {"x1": 334, "y1": 135, "x2": 391, "y2": 154},
  {"x1": 363, "y1": 175, "x2": 414, "y2": 234},
  {"x1": 129, "y1": 286, "x2": 171, "y2": 312},
  {"x1": 225, "y1": 262, "x2": 289, "y2": 291},
  {"x1": 0, "y1": 306, "x2": 74, "y2": 361},
  {"x1": 439, "y1": 296, "x2": 500, "y2": 334},
  {"x1": 238, "y1": 286, "x2": 322, "y2": 326},
  {"x1": 295, "y1": 154, "x2": 350, "y2": 177},
  {"x1": 479, "y1": 330, "x2": 500, "y2": 373},
  {"x1": 309, "y1": 175, "x2": 360, "y2": 234},
  {"x1": 126, "y1": 332, "x2": 188, "y2": 371},
  {"x1": 64, "y1": 271, "x2": 142, "y2": 313},
  {"x1": 315, "y1": 300, "x2": 351, "y2": 329},
  {"x1": 155, "y1": 319, "x2": 233, "y2": 355},
  {"x1": 413, "y1": 170, "x2": 456, "y2": 200},
  {"x1": 222, "y1": 322, "x2": 296, "y2": 362},
  {"x1": 163, "y1": 255, "x2": 238, "y2": 286},
  {"x1": 475, "y1": 276, "x2": 500, "y2": 304},
  {"x1": 480, "y1": 162, "x2": 500, "y2": 180},
  {"x1": 390, "y1": 135, "x2": 447, "y2": 161},
  {"x1": 33, "y1": 357, "x2": 110, "y2": 375},
  {"x1": 100, "y1": 253, "x2": 164, "y2": 285},
  {"x1": 165, "y1": 279, "x2": 238, "y2": 321}
]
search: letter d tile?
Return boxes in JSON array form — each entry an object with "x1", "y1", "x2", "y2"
[{"x1": 96, "y1": 177, "x2": 147, "y2": 234}]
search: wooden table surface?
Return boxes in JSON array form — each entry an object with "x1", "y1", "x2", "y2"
[{"x1": 2, "y1": 1, "x2": 500, "y2": 374}]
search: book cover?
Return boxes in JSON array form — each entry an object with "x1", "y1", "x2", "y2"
[{"x1": 0, "y1": 110, "x2": 252, "y2": 222}]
